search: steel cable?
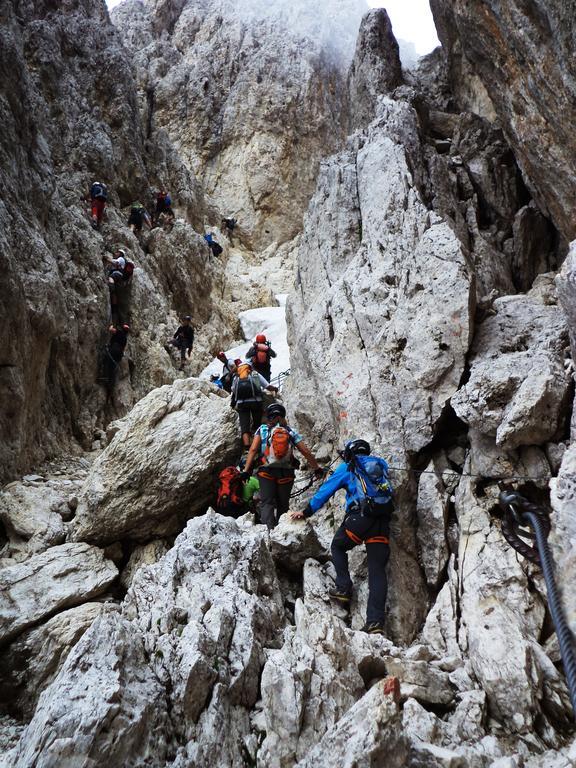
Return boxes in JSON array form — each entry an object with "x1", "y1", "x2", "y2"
[{"x1": 499, "y1": 491, "x2": 576, "y2": 716}]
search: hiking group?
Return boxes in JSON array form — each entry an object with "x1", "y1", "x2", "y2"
[
  {"x1": 88, "y1": 178, "x2": 393, "y2": 636},
  {"x1": 215, "y1": 336, "x2": 394, "y2": 635},
  {"x1": 89, "y1": 180, "x2": 229, "y2": 396}
]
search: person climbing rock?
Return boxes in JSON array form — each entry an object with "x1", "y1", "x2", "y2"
[
  {"x1": 90, "y1": 181, "x2": 108, "y2": 229},
  {"x1": 103, "y1": 323, "x2": 130, "y2": 393},
  {"x1": 246, "y1": 333, "x2": 277, "y2": 381},
  {"x1": 128, "y1": 201, "x2": 151, "y2": 234},
  {"x1": 170, "y1": 316, "x2": 194, "y2": 370},
  {"x1": 230, "y1": 362, "x2": 277, "y2": 448},
  {"x1": 290, "y1": 439, "x2": 394, "y2": 635},
  {"x1": 221, "y1": 216, "x2": 236, "y2": 244},
  {"x1": 215, "y1": 352, "x2": 241, "y2": 393},
  {"x1": 154, "y1": 189, "x2": 174, "y2": 227},
  {"x1": 103, "y1": 249, "x2": 134, "y2": 320},
  {"x1": 242, "y1": 402, "x2": 324, "y2": 530},
  {"x1": 204, "y1": 232, "x2": 223, "y2": 257}
]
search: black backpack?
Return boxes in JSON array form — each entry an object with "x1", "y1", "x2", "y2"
[
  {"x1": 91, "y1": 182, "x2": 107, "y2": 200},
  {"x1": 234, "y1": 374, "x2": 262, "y2": 401}
]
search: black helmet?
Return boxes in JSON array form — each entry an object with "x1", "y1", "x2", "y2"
[
  {"x1": 266, "y1": 403, "x2": 286, "y2": 420},
  {"x1": 343, "y1": 438, "x2": 371, "y2": 463}
]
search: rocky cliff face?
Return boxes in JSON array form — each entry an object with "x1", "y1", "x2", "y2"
[
  {"x1": 429, "y1": 0, "x2": 576, "y2": 243},
  {"x1": 2, "y1": 1, "x2": 576, "y2": 766},
  {"x1": 0, "y1": 0, "x2": 238, "y2": 483},
  {"x1": 111, "y1": 0, "x2": 367, "y2": 250}
]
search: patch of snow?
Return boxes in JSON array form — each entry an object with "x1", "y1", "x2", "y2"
[{"x1": 200, "y1": 303, "x2": 290, "y2": 383}]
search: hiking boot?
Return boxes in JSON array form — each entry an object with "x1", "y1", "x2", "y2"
[
  {"x1": 328, "y1": 587, "x2": 352, "y2": 606},
  {"x1": 360, "y1": 621, "x2": 385, "y2": 635}
]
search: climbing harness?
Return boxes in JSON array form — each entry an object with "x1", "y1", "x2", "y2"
[{"x1": 498, "y1": 490, "x2": 576, "y2": 717}]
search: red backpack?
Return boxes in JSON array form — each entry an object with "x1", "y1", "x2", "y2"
[
  {"x1": 216, "y1": 467, "x2": 245, "y2": 518},
  {"x1": 255, "y1": 343, "x2": 268, "y2": 365},
  {"x1": 123, "y1": 260, "x2": 135, "y2": 280}
]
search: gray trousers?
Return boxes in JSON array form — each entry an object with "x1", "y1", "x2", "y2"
[{"x1": 257, "y1": 466, "x2": 295, "y2": 529}]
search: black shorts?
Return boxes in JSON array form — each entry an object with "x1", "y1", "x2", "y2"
[{"x1": 236, "y1": 403, "x2": 262, "y2": 434}]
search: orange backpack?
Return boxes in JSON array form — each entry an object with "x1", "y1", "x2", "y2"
[
  {"x1": 237, "y1": 363, "x2": 252, "y2": 379},
  {"x1": 263, "y1": 425, "x2": 293, "y2": 467}
]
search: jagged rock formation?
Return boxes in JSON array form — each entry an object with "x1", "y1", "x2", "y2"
[
  {"x1": 6, "y1": 515, "x2": 285, "y2": 767},
  {"x1": 111, "y1": 0, "x2": 367, "y2": 250},
  {"x1": 348, "y1": 9, "x2": 403, "y2": 130},
  {"x1": 429, "y1": 0, "x2": 576, "y2": 242},
  {"x1": 282, "y1": 4, "x2": 575, "y2": 759},
  {"x1": 0, "y1": 0, "x2": 237, "y2": 483}
]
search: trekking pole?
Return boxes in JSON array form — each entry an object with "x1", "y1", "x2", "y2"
[{"x1": 498, "y1": 490, "x2": 576, "y2": 716}]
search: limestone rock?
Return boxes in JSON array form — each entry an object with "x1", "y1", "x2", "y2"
[
  {"x1": 10, "y1": 514, "x2": 284, "y2": 767},
  {"x1": 421, "y1": 556, "x2": 461, "y2": 661},
  {"x1": 550, "y1": 443, "x2": 576, "y2": 639},
  {"x1": 430, "y1": 0, "x2": 576, "y2": 241},
  {"x1": 451, "y1": 293, "x2": 570, "y2": 449},
  {"x1": 454, "y1": 476, "x2": 549, "y2": 733},
  {"x1": 296, "y1": 679, "x2": 409, "y2": 768},
  {"x1": 348, "y1": 9, "x2": 403, "y2": 130},
  {"x1": 384, "y1": 657, "x2": 455, "y2": 707},
  {"x1": 0, "y1": 483, "x2": 66, "y2": 557},
  {"x1": 0, "y1": 0, "x2": 229, "y2": 483},
  {"x1": 113, "y1": 0, "x2": 368, "y2": 250},
  {"x1": 7, "y1": 612, "x2": 171, "y2": 768},
  {"x1": 286, "y1": 97, "x2": 472, "y2": 642},
  {"x1": 0, "y1": 602, "x2": 117, "y2": 719},
  {"x1": 416, "y1": 461, "x2": 449, "y2": 588},
  {"x1": 119, "y1": 540, "x2": 169, "y2": 590},
  {"x1": 287, "y1": 100, "x2": 472, "y2": 456},
  {"x1": 269, "y1": 516, "x2": 330, "y2": 573},
  {"x1": 259, "y1": 596, "x2": 366, "y2": 766},
  {"x1": 0, "y1": 544, "x2": 118, "y2": 645},
  {"x1": 71, "y1": 379, "x2": 239, "y2": 544},
  {"x1": 556, "y1": 240, "x2": 576, "y2": 358}
]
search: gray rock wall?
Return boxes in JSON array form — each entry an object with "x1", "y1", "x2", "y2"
[
  {"x1": 429, "y1": 0, "x2": 576, "y2": 242},
  {"x1": 112, "y1": 0, "x2": 368, "y2": 250},
  {"x1": 0, "y1": 0, "x2": 232, "y2": 482}
]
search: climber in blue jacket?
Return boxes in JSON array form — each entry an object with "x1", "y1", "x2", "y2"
[{"x1": 291, "y1": 439, "x2": 394, "y2": 635}]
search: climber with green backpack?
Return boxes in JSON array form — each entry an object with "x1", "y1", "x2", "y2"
[
  {"x1": 128, "y1": 201, "x2": 151, "y2": 234},
  {"x1": 290, "y1": 439, "x2": 394, "y2": 635},
  {"x1": 242, "y1": 403, "x2": 325, "y2": 530}
]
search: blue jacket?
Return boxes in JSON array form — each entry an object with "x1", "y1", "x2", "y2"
[{"x1": 307, "y1": 455, "x2": 392, "y2": 515}]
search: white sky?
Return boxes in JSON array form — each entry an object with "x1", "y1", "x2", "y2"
[
  {"x1": 105, "y1": 0, "x2": 440, "y2": 55},
  {"x1": 367, "y1": 0, "x2": 439, "y2": 54}
]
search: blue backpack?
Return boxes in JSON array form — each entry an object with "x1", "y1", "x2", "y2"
[{"x1": 351, "y1": 456, "x2": 393, "y2": 517}]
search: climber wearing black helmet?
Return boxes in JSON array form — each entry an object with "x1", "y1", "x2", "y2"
[
  {"x1": 170, "y1": 315, "x2": 194, "y2": 371},
  {"x1": 242, "y1": 402, "x2": 325, "y2": 530},
  {"x1": 291, "y1": 438, "x2": 394, "y2": 635}
]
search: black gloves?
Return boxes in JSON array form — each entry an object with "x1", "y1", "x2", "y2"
[{"x1": 314, "y1": 467, "x2": 327, "y2": 480}]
